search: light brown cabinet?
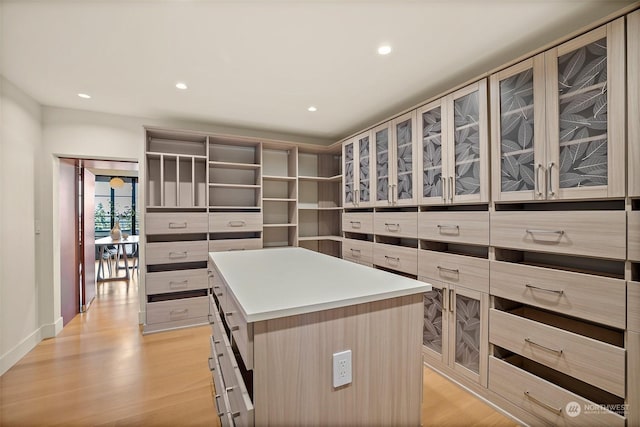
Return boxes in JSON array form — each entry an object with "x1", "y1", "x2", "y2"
[
  {"x1": 343, "y1": 131, "x2": 374, "y2": 208},
  {"x1": 629, "y1": 10, "x2": 640, "y2": 197},
  {"x1": 491, "y1": 19, "x2": 626, "y2": 202}
]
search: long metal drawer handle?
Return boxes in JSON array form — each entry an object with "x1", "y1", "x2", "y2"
[
  {"x1": 384, "y1": 255, "x2": 400, "y2": 262},
  {"x1": 525, "y1": 283, "x2": 564, "y2": 295},
  {"x1": 437, "y1": 224, "x2": 460, "y2": 233},
  {"x1": 168, "y1": 222, "x2": 187, "y2": 229},
  {"x1": 523, "y1": 391, "x2": 562, "y2": 414},
  {"x1": 169, "y1": 251, "x2": 188, "y2": 258},
  {"x1": 225, "y1": 387, "x2": 242, "y2": 417},
  {"x1": 228, "y1": 220, "x2": 246, "y2": 227},
  {"x1": 213, "y1": 394, "x2": 225, "y2": 417},
  {"x1": 449, "y1": 176, "x2": 454, "y2": 202},
  {"x1": 170, "y1": 309, "x2": 188, "y2": 318},
  {"x1": 437, "y1": 266, "x2": 459, "y2": 274},
  {"x1": 535, "y1": 164, "x2": 544, "y2": 198},
  {"x1": 385, "y1": 222, "x2": 400, "y2": 231},
  {"x1": 208, "y1": 356, "x2": 215, "y2": 371},
  {"x1": 169, "y1": 280, "x2": 188, "y2": 289},
  {"x1": 349, "y1": 220, "x2": 362, "y2": 228},
  {"x1": 524, "y1": 337, "x2": 563, "y2": 355},
  {"x1": 525, "y1": 229, "x2": 565, "y2": 235},
  {"x1": 449, "y1": 289, "x2": 454, "y2": 312}
]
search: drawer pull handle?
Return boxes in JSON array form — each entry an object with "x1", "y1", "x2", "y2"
[
  {"x1": 523, "y1": 391, "x2": 562, "y2": 414},
  {"x1": 213, "y1": 394, "x2": 225, "y2": 417},
  {"x1": 208, "y1": 356, "x2": 214, "y2": 371},
  {"x1": 437, "y1": 224, "x2": 459, "y2": 233},
  {"x1": 229, "y1": 248, "x2": 246, "y2": 251},
  {"x1": 437, "y1": 266, "x2": 459, "y2": 274},
  {"x1": 547, "y1": 161, "x2": 555, "y2": 197},
  {"x1": 449, "y1": 176, "x2": 454, "y2": 202},
  {"x1": 535, "y1": 163, "x2": 544, "y2": 197},
  {"x1": 169, "y1": 280, "x2": 188, "y2": 289},
  {"x1": 228, "y1": 220, "x2": 246, "y2": 227},
  {"x1": 525, "y1": 229, "x2": 565, "y2": 236},
  {"x1": 349, "y1": 220, "x2": 362, "y2": 228},
  {"x1": 208, "y1": 270, "x2": 214, "y2": 278},
  {"x1": 168, "y1": 222, "x2": 187, "y2": 229},
  {"x1": 208, "y1": 313, "x2": 214, "y2": 323},
  {"x1": 525, "y1": 283, "x2": 564, "y2": 295},
  {"x1": 170, "y1": 308, "x2": 188, "y2": 318},
  {"x1": 524, "y1": 337, "x2": 563, "y2": 355},
  {"x1": 169, "y1": 251, "x2": 188, "y2": 258},
  {"x1": 384, "y1": 222, "x2": 400, "y2": 232},
  {"x1": 350, "y1": 248, "x2": 361, "y2": 257},
  {"x1": 449, "y1": 289, "x2": 454, "y2": 312},
  {"x1": 384, "y1": 255, "x2": 400, "y2": 263}
]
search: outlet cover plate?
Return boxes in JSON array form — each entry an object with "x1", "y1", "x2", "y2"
[{"x1": 332, "y1": 350, "x2": 352, "y2": 388}]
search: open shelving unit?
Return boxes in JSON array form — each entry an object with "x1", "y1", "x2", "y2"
[{"x1": 262, "y1": 146, "x2": 298, "y2": 248}]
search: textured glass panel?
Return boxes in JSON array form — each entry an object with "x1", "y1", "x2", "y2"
[
  {"x1": 455, "y1": 294, "x2": 480, "y2": 374},
  {"x1": 423, "y1": 290, "x2": 444, "y2": 354},
  {"x1": 396, "y1": 119, "x2": 413, "y2": 200},
  {"x1": 557, "y1": 38, "x2": 608, "y2": 188},
  {"x1": 376, "y1": 129, "x2": 390, "y2": 202},
  {"x1": 499, "y1": 69, "x2": 535, "y2": 193},
  {"x1": 344, "y1": 142, "x2": 354, "y2": 203},
  {"x1": 422, "y1": 107, "x2": 443, "y2": 198},
  {"x1": 454, "y1": 91, "x2": 481, "y2": 195},
  {"x1": 359, "y1": 137, "x2": 370, "y2": 202}
]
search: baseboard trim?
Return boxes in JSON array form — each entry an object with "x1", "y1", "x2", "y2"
[
  {"x1": 138, "y1": 310, "x2": 145, "y2": 325},
  {"x1": 0, "y1": 328, "x2": 42, "y2": 376},
  {"x1": 41, "y1": 316, "x2": 64, "y2": 338}
]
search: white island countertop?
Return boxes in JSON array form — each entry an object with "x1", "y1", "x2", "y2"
[{"x1": 209, "y1": 247, "x2": 431, "y2": 322}]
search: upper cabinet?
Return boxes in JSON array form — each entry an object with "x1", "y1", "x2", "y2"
[
  {"x1": 373, "y1": 122, "x2": 392, "y2": 206},
  {"x1": 343, "y1": 131, "x2": 375, "y2": 208},
  {"x1": 629, "y1": 10, "x2": 640, "y2": 198},
  {"x1": 491, "y1": 19, "x2": 626, "y2": 202},
  {"x1": 418, "y1": 80, "x2": 489, "y2": 205}
]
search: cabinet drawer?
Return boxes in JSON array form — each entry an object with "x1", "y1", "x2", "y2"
[
  {"x1": 342, "y1": 239, "x2": 373, "y2": 264},
  {"x1": 629, "y1": 212, "x2": 640, "y2": 261},
  {"x1": 209, "y1": 212, "x2": 262, "y2": 233},
  {"x1": 208, "y1": 342, "x2": 229, "y2": 420},
  {"x1": 373, "y1": 243, "x2": 417, "y2": 275},
  {"x1": 491, "y1": 211, "x2": 626, "y2": 260},
  {"x1": 145, "y1": 269, "x2": 208, "y2": 295},
  {"x1": 145, "y1": 241, "x2": 208, "y2": 265},
  {"x1": 629, "y1": 281, "x2": 640, "y2": 333},
  {"x1": 145, "y1": 212, "x2": 208, "y2": 235},
  {"x1": 418, "y1": 211, "x2": 489, "y2": 245},
  {"x1": 342, "y1": 212, "x2": 374, "y2": 234},
  {"x1": 490, "y1": 308, "x2": 625, "y2": 397},
  {"x1": 490, "y1": 261, "x2": 626, "y2": 329},
  {"x1": 220, "y1": 293, "x2": 254, "y2": 370},
  {"x1": 374, "y1": 212, "x2": 417, "y2": 238},
  {"x1": 417, "y1": 251, "x2": 488, "y2": 293},
  {"x1": 146, "y1": 296, "x2": 209, "y2": 325},
  {"x1": 489, "y1": 356, "x2": 624, "y2": 427},
  {"x1": 209, "y1": 238, "x2": 263, "y2": 252}
]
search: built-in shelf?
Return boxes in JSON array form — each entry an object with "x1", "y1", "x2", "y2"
[
  {"x1": 298, "y1": 235, "x2": 343, "y2": 242},
  {"x1": 263, "y1": 223, "x2": 297, "y2": 228},
  {"x1": 209, "y1": 183, "x2": 261, "y2": 189},
  {"x1": 298, "y1": 175, "x2": 342, "y2": 182},
  {"x1": 262, "y1": 175, "x2": 297, "y2": 182},
  {"x1": 264, "y1": 198, "x2": 297, "y2": 202},
  {"x1": 148, "y1": 151, "x2": 208, "y2": 160},
  {"x1": 209, "y1": 160, "x2": 261, "y2": 170},
  {"x1": 209, "y1": 206, "x2": 262, "y2": 210},
  {"x1": 298, "y1": 204, "x2": 343, "y2": 210}
]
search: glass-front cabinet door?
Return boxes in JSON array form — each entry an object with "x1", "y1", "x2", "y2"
[
  {"x1": 447, "y1": 80, "x2": 489, "y2": 204},
  {"x1": 343, "y1": 138, "x2": 356, "y2": 207},
  {"x1": 373, "y1": 122, "x2": 392, "y2": 206},
  {"x1": 450, "y1": 285, "x2": 486, "y2": 385},
  {"x1": 545, "y1": 18, "x2": 625, "y2": 200},
  {"x1": 355, "y1": 131, "x2": 374, "y2": 207},
  {"x1": 391, "y1": 111, "x2": 418, "y2": 206},
  {"x1": 422, "y1": 281, "x2": 449, "y2": 365},
  {"x1": 417, "y1": 99, "x2": 448, "y2": 205},
  {"x1": 491, "y1": 56, "x2": 546, "y2": 202}
]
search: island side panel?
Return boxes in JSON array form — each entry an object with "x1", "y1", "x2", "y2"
[{"x1": 253, "y1": 293, "x2": 423, "y2": 426}]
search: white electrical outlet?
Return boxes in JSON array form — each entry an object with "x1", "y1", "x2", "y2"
[{"x1": 332, "y1": 350, "x2": 352, "y2": 388}]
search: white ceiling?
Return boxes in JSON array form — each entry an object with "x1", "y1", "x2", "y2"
[{"x1": 0, "y1": 0, "x2": 634, "y2": 143}]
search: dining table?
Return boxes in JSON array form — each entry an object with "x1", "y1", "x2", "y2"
[{"x1": 95, "y1": 235, "x2": 140, "y2": 282}]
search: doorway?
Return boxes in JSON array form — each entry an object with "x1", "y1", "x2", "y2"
[{"x1": 58, "y1": 158, "x2": 139, "y2": 326}]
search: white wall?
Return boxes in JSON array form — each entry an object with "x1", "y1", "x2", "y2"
[{"x1": 0, "y1": 76, "x2": 42, "y2": 375}]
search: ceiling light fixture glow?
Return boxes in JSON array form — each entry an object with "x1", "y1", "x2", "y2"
[
  {"x1": 78, "y1": 93, "x2": 91, "y2": 99},
  {"x1": 175, "y1": 82, "x2": 188, "y2": 90},
  {"x1": 307, "y1": 106, "x2": 317, "y2": 112},
  {"x1": 378, "y1": 45, "x2": 392, "y2": 55}
]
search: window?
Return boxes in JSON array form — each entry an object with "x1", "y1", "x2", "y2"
[{"x1": 95, "y1": 176, "x2": 139, "y2": 235}]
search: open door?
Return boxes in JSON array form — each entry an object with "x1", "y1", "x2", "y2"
[
  {"x1": 59, "y1": 159, "x2": 80, "y2": 325},
  {"x1": 81, "y1": 167, "x2": 96, "y2": 311}
]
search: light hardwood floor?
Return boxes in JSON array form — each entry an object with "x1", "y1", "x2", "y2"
[{"x1": 1, "y1": 271, "x2": 518, "y2": 426}]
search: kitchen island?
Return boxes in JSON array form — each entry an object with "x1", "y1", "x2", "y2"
[{"x1": 208, "y1": 247, "x2": 430, "y2": 426}]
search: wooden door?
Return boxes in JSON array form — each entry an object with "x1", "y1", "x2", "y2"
[
  {"x1": 417, "y1": 99, "x2": 448, "y2": 205},
  {"x1": 391, "y1": 111, "x2": 418, "y2": 206},
  {"x1": 59, "y1": 159, "x2": 79, "y2": 325},
  {"x1": 422, "y1": 280, "x2": 449, "y2": 366},
  {"x1": 81, "y1": 167, "x2": 96, "y2": 311},
  {"x1": 373, "y1": 122, "x2": 393, "y2": 206},
  {"x1": 544, "y1": 18, "x2": 625, "y2": 200},
  {"x1": 449, "y1": 285, "x2": 486, "y2": 385},
  {"x1": 490, "y1": 55, "x2": 546, "y2": 202},
  {"x1": 447, "y1": 80, "x2": 490, "y2": 204}
]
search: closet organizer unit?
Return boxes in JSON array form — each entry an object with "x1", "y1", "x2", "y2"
[
  {"x1": 145, "y1": 129, "x2": 210, "y2": 333},
  {"x1": 262, "y1": 145, "x2": 298, "y2": 248}
]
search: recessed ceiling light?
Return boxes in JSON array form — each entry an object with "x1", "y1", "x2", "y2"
[
  {"x1": 308, "y1": 106, "x2": 317, "y2": 112},
  {"x1": 78, "y1": 93, "x2": 91, "y2": 99},
  {"x1": 176, "y1": 82, "x2": 188, "y2": 90},
  {"x1": 378, "y1": 45, "x2": 392, "y2": 55}
]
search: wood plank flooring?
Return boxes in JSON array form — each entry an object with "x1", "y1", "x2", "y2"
[{"x1": 1, "y1": 273, "x2": 518, "y2": 426}]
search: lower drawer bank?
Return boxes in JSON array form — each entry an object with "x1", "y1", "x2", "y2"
[{"x1": 146, "y1": 295, "x2": 209, "y2": 331}]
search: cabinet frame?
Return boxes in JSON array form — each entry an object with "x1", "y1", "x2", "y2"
[
  {"x1": 629, "y1": 10, "x2": 640, "y2": 197},
  {"x1": 373, "y1": 121, "x2": 394, "y2": 207},
  {"x1": 417, "y1": 98, "x2": 449, "y2": 205},
  {"x1": 391, "y1": 111, "x2": 419, "y2": 206}
]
